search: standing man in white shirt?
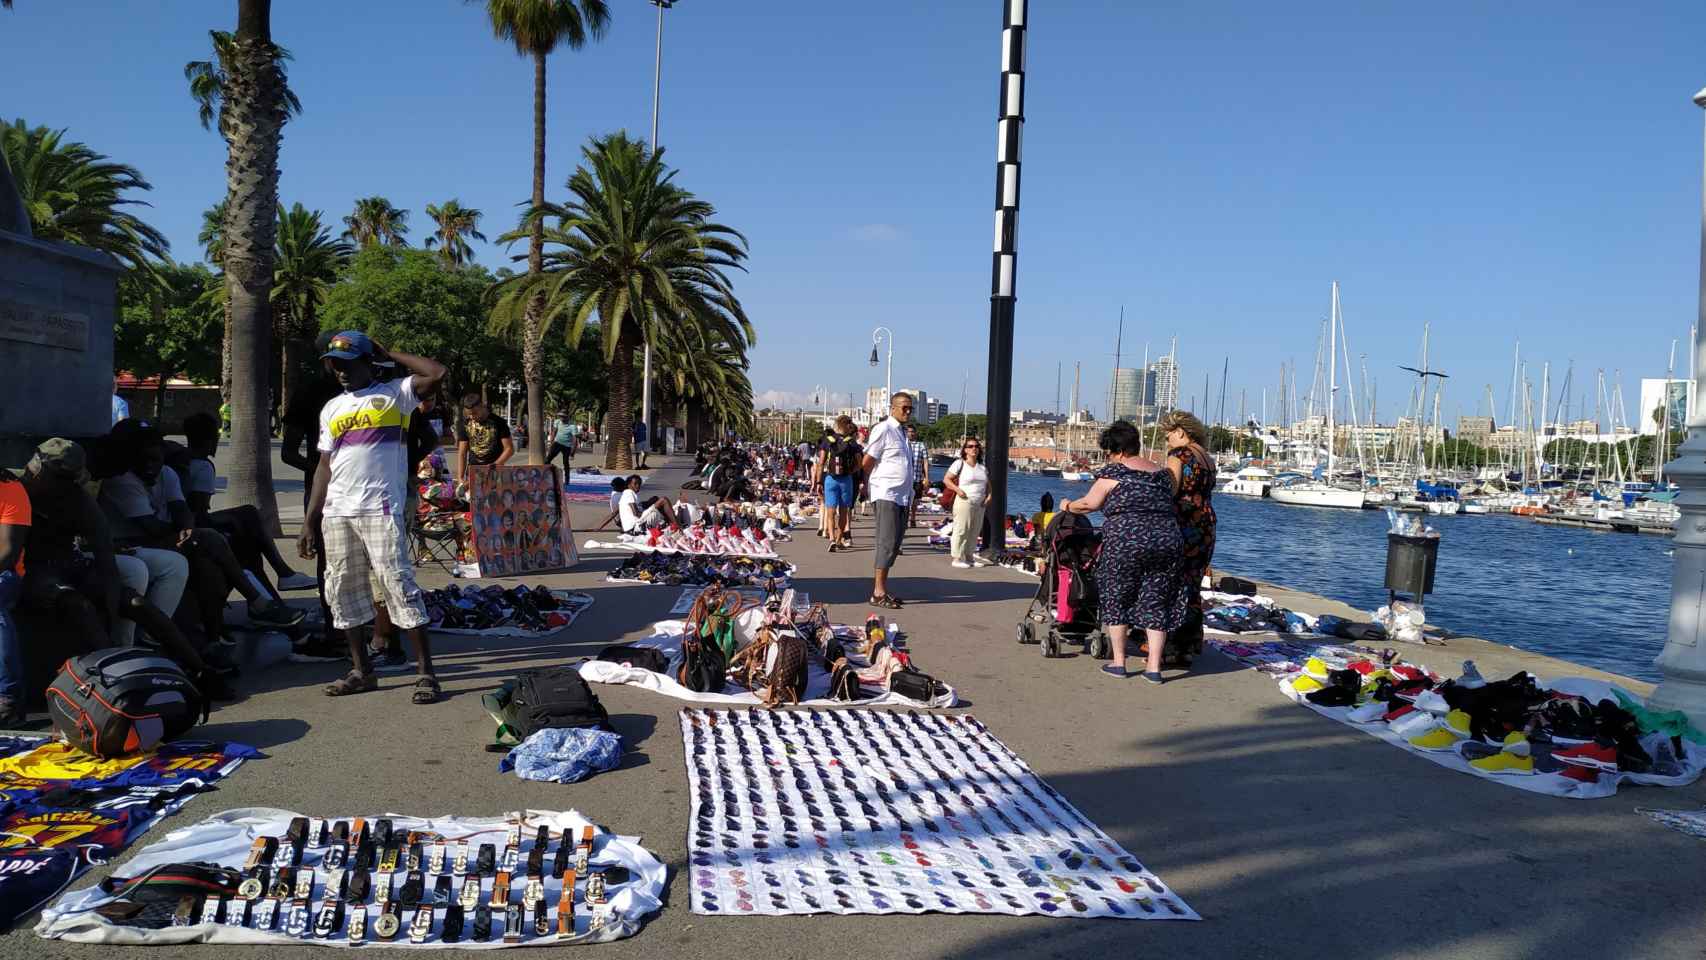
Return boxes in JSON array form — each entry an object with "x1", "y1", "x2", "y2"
[
  {"x1": 859, "y1": 392, "x2": 916, "y2": 609},
  {"x1": 297, "y1": 331, "x2": 447, "y2": 704}
]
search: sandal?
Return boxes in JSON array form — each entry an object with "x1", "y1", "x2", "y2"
[
  {"x1": 412, "y1": 676, "x2": 442, "y2": 705},
  {"x1": 869, "y1": 594, "x2": 903, "y2": 610},
  {"x1": 325, "y1": 671, "x2": 377, "y2": 697}
]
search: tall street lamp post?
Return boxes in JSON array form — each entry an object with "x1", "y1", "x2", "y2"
[
  {"x1": 983, "y1": 0, "x2": 1027, "y2": 551},
  {"x1": 1652, "y1": 86, "x2": 1706, "y2": 729},
  {"x1": 870, "y1": 327, "x2": 894, "y2": 406},
  {"x1": 640, "y1": 0, "x2": 676, "y2": 459}
]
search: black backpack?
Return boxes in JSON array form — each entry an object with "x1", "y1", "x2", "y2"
[
  {"x1": 47, "y1": 648, "x2": 207, "y2": 759},
  {"x1": 498, "y1": 667, "x2": 610, "y2": 740},
  {"x1": 827, "y1": 437, "x2": 859, "y2": 477}
]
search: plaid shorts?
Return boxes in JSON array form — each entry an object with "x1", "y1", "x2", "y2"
[{"x1": 321, "y1": 513, "x2": 428, "y2": 631}]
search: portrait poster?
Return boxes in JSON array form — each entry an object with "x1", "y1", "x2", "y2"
[{"x1": 466, "y1": 464, "x2": 577, "y2": 577}]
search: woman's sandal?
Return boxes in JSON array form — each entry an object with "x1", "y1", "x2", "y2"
[
  {"x1": 868, "y1": 594, "x2": 903, "y2": 610},
  {"x1": 412, "y1": 676, "x2": 442, "y2": 705},
  {"x1": 325, "y1": 671, "x2": 376, "y2": 697}
]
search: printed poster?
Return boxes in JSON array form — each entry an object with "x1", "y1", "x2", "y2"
[{"x1": 467, "y1": 465, "x2": 577, "y2": 578}]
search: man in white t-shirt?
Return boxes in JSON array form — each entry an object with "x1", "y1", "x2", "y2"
[
  {"x1": 859, "y1": 392, "x2": 917, "y2": 609},
  {"x1": 617, "y1": 475, "x2": 674, "y2": 535},
  {"x1": 298, "y1": 331, "x2": 447, "y2": 703}
]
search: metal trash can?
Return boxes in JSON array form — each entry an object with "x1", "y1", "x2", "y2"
[{"x1": 1384, "y1": 533, "x2": 1438, "y2": 600}]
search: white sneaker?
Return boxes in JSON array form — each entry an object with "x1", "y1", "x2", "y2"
[
  {"x1": 275, "y1": 572, "x2": 317, "y2": 591},
  {"x1": 951, "y1": 561, "x2": 972, "y2": 569},
  {"x1": 971, "y1": 556, "x2": 993, "y2": 567}
]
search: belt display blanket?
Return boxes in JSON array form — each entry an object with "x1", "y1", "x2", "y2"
[
  {"x1": 36, "y1": 807, "x2": 667, "y2": 947},
  {"x1": 580, "y1": 538, "x2": 780, "y2": 560},
  {"x1": 0, "y1": 738, "x2": 257, "y2": 932},
  {"x1": 679, "y1": 708, "x2": 1196, "y2": 919},
  {"x1": 428, "y1": 589, "x2": 594, "y2": 638},
  {"x1": 1208, "y1": 637, "x2": 1706, "y2": 799},
  {"x1": 604, "y1": 553, "x2": 796, "y2": 589},
  {"x1": 577, "y1": 620, "x2": 957, "y2": 709}
]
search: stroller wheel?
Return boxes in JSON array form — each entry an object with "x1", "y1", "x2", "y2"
[
  {"x1": 1087, "y1": 632, "x2": 1110, "y2": 660},
  {"x1": 1015, "y1": 621, "x2": 1037, "y2": 645},
  {"x1": 1041, "y1": 630, "x2": 1060, "y2": 659}
]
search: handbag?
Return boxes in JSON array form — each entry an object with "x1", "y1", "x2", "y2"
[{"x1": 888, "y1": 666, "x2": 945, "y2": 703}]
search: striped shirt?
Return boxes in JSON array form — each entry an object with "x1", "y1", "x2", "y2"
[{"x1": 316, "y1": 377, "x2": 421, "y2": 518}]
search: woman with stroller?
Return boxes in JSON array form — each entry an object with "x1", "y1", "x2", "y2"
[{"x1": 1058, "y1": 420, "x2": 1188, "y2": 684}]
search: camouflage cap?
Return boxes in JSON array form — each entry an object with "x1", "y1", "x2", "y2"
[{"x1": 28, "y1": 437, "x2": 88, "y2": 481}]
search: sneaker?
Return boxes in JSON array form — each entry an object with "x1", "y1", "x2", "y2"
[
  {"x1": 0, "y1": 697, "x2": 24, "y2": 728},
  {"x1": 1468, "y1": 733, "x2": 1534, "y2": 775},
  {"x1": 289, "y1": 634, "x2": 348, "y2": 663},
  {"x1": 951, "y1": 561, "x2": 972, "y2": 570},
  {"x1": 1554, "y1": 740, "x2": 1619, "y2": 773},
  {"x1": 971, "y1": 556, "x2": 993, "y2": 567},
  {"x1": 1408, "y1": 710, "x2": 1472, "y2": 751},
  {"x1": 1458, "y1": 660, "x2": 1487, "y2": 689},
  {"x1": 249, "y1": 600, "x2": 306, "y2": 627},
  {"x1": 369, "y1": 649, "x2": 411, "y2": 672},
  {"x1": 1346, "y1": 701, "x2": 1390, "y2": 724},
  {"x1": 1290, "y1": 675, "x2": 1326, "y2": 694},
  {"x1": 1411, "y1": 689, "x2": 1451, "y2": 715},
  {"x1": 1301, "y1": 657, "x2": 1331, "y2": 680},
  {"x1": 274, "y1": 572, "x2": 318, "y2": 592}
]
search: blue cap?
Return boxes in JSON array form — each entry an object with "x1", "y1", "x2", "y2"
[{"x1": 321, "y1": 330, "x2": 374, "y2": 361}]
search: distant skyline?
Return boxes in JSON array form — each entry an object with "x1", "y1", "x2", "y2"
[{"x1": 5, "y1": 2, "x2": 1706, "y2": 427}]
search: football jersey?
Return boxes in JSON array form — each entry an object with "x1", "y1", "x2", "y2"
[
  {"x1": 0, "y1": 742, "x2": 147, "y2": 783},
  {"x1": 0, "y1": 845, "x2": 80, "y2": 932},
  {"x1": 89, "y1": 741, "x2": 259, "y2": 791},
  {"x1": 0, "y1": 804, "x2": 150, "y2": 862}
]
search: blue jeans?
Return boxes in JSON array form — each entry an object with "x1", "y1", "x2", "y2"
[{"x1": 0, "y1": 570, "x2": 20, "y2": 703}]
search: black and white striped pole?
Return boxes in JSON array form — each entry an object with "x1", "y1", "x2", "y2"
[{"x1": 982, "y1": 0, "x2": 1027, "y2": 553}]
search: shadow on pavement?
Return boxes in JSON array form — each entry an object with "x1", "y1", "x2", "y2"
[{"x1": 196, "y1": 717, "x2": 310, "y2": 750}]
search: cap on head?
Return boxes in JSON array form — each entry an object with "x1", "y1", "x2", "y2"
[
  {"x1": 321, "y1": 330, "x2": 375, "y2": 361},
  {"x1": 30, "y1": 437, "x2": 88, "y2": 481}
]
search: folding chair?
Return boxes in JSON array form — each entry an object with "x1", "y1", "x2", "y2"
[{"x1": 412, "y1": 507, "x2": 467, "y2": 574}]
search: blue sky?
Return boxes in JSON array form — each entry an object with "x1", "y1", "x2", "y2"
[{"x1": 5, "y1": 1, "x2": 1706, "y2": 428}]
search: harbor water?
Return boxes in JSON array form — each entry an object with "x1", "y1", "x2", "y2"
[{"x1": 1002, "y1": 472, "x2": 1672, "y2": 682}]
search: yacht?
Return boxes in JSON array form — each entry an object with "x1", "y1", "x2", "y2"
[
  {"x1": 1268, "y1": 282, "x2": 1366, "y2": 511},
  {"x1": 1223, "y1": 465, "x2": 1274, "y2": 498},
  {"x1": 1060, "y1": 469, "x2": 1093, "y2": 482}
]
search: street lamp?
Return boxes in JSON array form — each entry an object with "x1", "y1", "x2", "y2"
[
  {"x1": 870, "y1": 326, "x2": 894, "y2": 407},
  {"x1": 1651, "y1": 85, "x2": 1706, "y2": 729},
  {"x1": 640, "y1": 0, "x2": 678, "y2": 458}
]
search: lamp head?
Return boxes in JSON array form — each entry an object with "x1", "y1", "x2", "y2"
[
  {"x1": 1695, "y1": 87, "x2": 1706, "y2": 109},
  {"x1": 869, "y1": 347, "x2": 880, "y2": 366}
]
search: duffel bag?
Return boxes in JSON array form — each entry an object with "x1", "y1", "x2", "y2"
[
  {"x1": 500, "y1": 666, "x2": 610, "y2": 740},
  {"x1": 47, "y1": 648, "x2": 206, "y2": 759}
]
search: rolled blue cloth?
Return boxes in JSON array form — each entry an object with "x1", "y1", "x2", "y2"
[{"x1": 499, "y1": 727, "x2": 624, "y2": 783}]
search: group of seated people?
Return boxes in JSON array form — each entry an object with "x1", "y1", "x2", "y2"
[{"x1": 0, "y1": 414, "x2": 319, "y2": 723}]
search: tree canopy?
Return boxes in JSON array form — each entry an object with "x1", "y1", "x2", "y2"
[{"x1": 2, "y1": 118, "x2": 168, "y2": 271}]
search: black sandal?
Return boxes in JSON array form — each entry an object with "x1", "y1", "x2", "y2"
[
  {"x1": 325, "y1": 671, "x2": 376, "y2": 697},
  {"x1": 869, "y1": 594, "x2": 903, "y2": 610},
  {"x1": 411, "y1": 676, "x2": 442, "y2": 705}
]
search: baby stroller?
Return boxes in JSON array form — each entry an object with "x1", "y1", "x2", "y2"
[{"x1": 1016, "y1": 511, "x2": 1108, "y2": 659}]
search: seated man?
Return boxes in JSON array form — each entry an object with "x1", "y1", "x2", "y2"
[
  {"x1": 98, "y1": 419, "x2": 302, "y2": 644},
  {"x1": 617, "y1": 475, "x2": 673, "y2": 535},
  {"x1": 16, "y1": 440, "x2": 232, "y2": 700},
  {"x1": 179, "y1": 412, "x2": 316, "y2": 594}
]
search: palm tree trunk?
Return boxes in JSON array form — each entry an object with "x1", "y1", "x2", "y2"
[
  {"x1": 220, "y1": 302, "x2": 233, "y2": 399},
  {"x1": 605, "y1": 331, "x2": 636, "y2": 470},
  {"x1": 522, "y1": 49, "x2": 548, "y2": 466},
  {"x1": 222, "y1": 0, "x2": 287, "y2": 537}
]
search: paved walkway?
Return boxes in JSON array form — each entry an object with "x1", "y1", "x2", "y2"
[{"x1": 9, "y1": 445, "x2": 1706, "y2": 958}]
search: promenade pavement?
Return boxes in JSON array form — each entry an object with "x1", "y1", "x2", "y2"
[{"x1": 8, "y1": 443, "x2": 1706, "y2": 959}]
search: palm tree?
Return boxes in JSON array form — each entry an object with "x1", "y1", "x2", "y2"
[
  {"x1": 424, "y1": 199, "x2": 488, "y2": 267},
  {"x1": 342, "y1": 196, "x2": 410, "y2": 248},
  {"x1": 1, "y1": 119, "x2": 169, "y2": 271},
  {"x1": 273, "y1": 202, "x2": 352, "y2": 417},
  {"x1": 197, "y1": 199, "x2": 237, "y2": 397},
  {"x1": 491, "y1": 132, "x2": 753, "y2": 469},
  {"x1": 470, "y1": 0, "x2": 612, "y2": 462},
  {"x1": 216, "y1": 0, "x2": 292, "y2": 535}
]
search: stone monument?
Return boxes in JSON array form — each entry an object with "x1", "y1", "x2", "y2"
[{"x1": 0, "y1": 150, "x2": 121, "y2": 463}]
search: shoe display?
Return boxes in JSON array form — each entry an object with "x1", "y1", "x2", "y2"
[
  {"x1": 1408, "y1": 711, "x2": 1472, "y2": 751},
  {"x1": 1346, "y1": 701, "x2": 1390, "y2": 724},
  {"x1": 1468, "y1": 733, "x2": 1534, "y2": 775},
  {"x1": 1554, "y1": 739, "x2": 1619, "y2": 773},
  {"x1": 1457, "y1": 660, "x2": 1487, "y2": 689},
  {"x1": 1290, "y1": 675, "x2": 1325, "y2": 695},
  {"x1": 1410, "y1": 689, "x2": 1450, "y2": 715},
  {"x1": 1301, "y1": 657, "x2": 1331, "y2": 680}
]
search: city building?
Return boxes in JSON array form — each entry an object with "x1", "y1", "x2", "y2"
[
  {"x1": 1149, "y1": 356, "x2": 1179, "y2": 412},
  {"x1": 1457, "y1": 416, "x2": 1495, "y2": 446},
  {"x1": 864, "y1": 386, "x2": 889, "y2": 421},
  {"x1": 1010, "y1": 408, "x2": 1064, "y2": 425},
  {"x1": 1638, "y1": 378, "x2": 1689, "y2": 435},
  {"x1": 1109, "y1": 367, "x2": 1147, "y2": 422},
  {"x1": 920, "y1": 399, "x2": 948, "y2": 424}
]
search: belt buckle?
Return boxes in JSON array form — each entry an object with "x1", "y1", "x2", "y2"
[
  {"x1": 237, "y1": 867, "x2": 268, "y2": 902},
  {"x1": 284, "y1": 900, "x2": 310, "y2": 938},
  {"x1": 379, "y1": 842, "x2": 400, "y2": 873},
  {"x1": 285, "y1": 816, "x2": 309, "y2": 849},
  {"x1": 347, "y1": 904, "x2": 367, "y2": 944},
  {"x1": 556, "y1": 870, "x2": 576, "y2": 937},
  {"x1": 428, "y1": 842, "x2": 446, "y2": 875},
  {"x1": 504, "y1": 814, "x2": 522, "y2": 852},
  {"x1": 398, "y1": 870, "x2": 425, "y2": 907},
  {"x1": 522, "y1": 877, "x2": 544, "y2": 910},
  {"x1": 349, "y1": 817, "x2": 367, "y2": 851},
  {"x1": 372, "y1": 904, "x2": 401, "y2": 941},
  {"x1": 323, "y1": 868, "x2": 347, "y2": 902},
  {"x1": 254, "y1": 897, "x2": 279, "y2": 931},
  {"x1": 475, "y1": 842, "x2": 496, "y2": 876},
  {"x1": 325, "y1": 840, "x2": 348, "y2": 869},
  {"x1": 452, "y1": 840, "x2": 470, "y2": 876},
  {"x1": 309, "y1": 818, "x2": 328, "y2": 848},
  {"x1": 459, "y1": 876, "x2": 481, "y2": 911},
  {"x1": 472, "y1": 904, "x2": 492, "y2": 942},
  {"x1": 432, "y1": 874, "x2": 452, "y2": 906},
  {"x1": 586, "y1": 870, "x2": 607, "y2": 905},
  {"x1": 374, "y1": 818, "x2": 394, "y2": 850},
  {"x1": 313, "y1": 901, "x2": 344, "y2": 939},
  {"x1": 406, "y1": 842, "x2": 424, "y2": 872},
  {"x1": 268, "y1": 868, "x2": 294, "y2": 901},
  {"x1": 502, "y1": 904, "x2": 521, "y2": 944},
  {"x1": 489, "y1": 870, "x2": 510, "y2": 908},
  {"x1": 374, "y1": 870, "x2": 392, "y2": 904},
  {"x1": 500, "y1": 843, "x2": 519, "y2": 873},
  {"x1": 575, "y1": 826, "x2": 593, "y2": 875},
  {"x1": 408, "y1": 905, "x2": 433, "y2": 943},
  {"x1": 533, "y1": 901, "x2": 550, "y2": 937},
  {"x1": 347, "y1": 869, "x2": 371, "y2": 904},
  {"x1": 292, "y1": 867, "x2": 315, "y2": 902},
  {"x1": 223, "y1": 897, "x2": 249, "y2": 928},
  {"x1": 244, "y1": 836, "x2": 278, "y2": 871},
  {"x1": 442, "y1": 903, "x2": 465, "y2": 943}
]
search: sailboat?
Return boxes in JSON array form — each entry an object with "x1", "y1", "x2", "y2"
[
  {"x1": 1271, "y1": 282, "x2": 1367, "y2": 510},
  {"x1": 1061, "y1": 361, "x2": 1092, "y2": 481}
]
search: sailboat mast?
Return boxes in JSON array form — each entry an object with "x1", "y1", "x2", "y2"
[
  {"x1": 1109, "y1": 307, "x2": 1123, "y2": 423},
  {"x1": 1069, "y1": 361, "x2": 1080, "y2": 460},
  {"x1": 1327, "y1": 282, "x2": 1339, "y2": 478}
]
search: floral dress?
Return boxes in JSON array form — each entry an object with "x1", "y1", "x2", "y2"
[
  {"x1": 1169, "y1": 444, "x2": 1218, "y2": 605},
  {"x1": 1092, "y1": 463, "x2": 1189, "y2": 630}
]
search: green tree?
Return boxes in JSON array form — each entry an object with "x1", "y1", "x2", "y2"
[
  {"x1": 1, "y1": 119, "x2": 169, "y2": 271},
  {"x1": 114, "y1": 261, "x2": 223, "y2": 419},
  {"x1": 342, "y1": 196, "x2": 410, "y2": 249},
  {"x1": 470, "y1": 0, "x2": 612, "y2": 464},
  {"x1": 539, "y1": 325, "x2": 609, "y2": 427},
  {"x1": 272, "y1": 202, "x2": 351, "y2": 416},
  {"x1": 320, "y1": 246, "x2": 516, "y2": 402},
  {"x1": 424, "y1": 199, "x2": 488, "y2": 267},
  {"x1": 217, "y1": 0, "x2": 292, "y2": 534},
  {"x1": 491, "y1": 132, "x2": 753, "y2": 470},
  {"x1": 198, "y1": 199, "x2": 236, "y2": 396}
]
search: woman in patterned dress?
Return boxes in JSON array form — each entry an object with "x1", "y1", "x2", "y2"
[
  {"x1": 1059, "y1": 421, "x2": 1189, "y2": 684},
  {"x1": 1158, "y1": 410, "x2": 1217, "y2": 663}
]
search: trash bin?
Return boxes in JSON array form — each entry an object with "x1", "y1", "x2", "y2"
[{"x1": 1384, "y1": 533, "x2": 1438, "y2": 600}]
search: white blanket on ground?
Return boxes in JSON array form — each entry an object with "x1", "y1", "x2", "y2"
[
  {"x1": 1274, "y1": 671, "x2": 1705, "y2": 799},
  {"x1": 36, "y1": 807, "x2": 666, "y2": 947},
  {"x1": 580, "y1": 538, "x2": 779, "y2": 560},
  {"x1": 577, "y1": 620, "x2": 957, "y2": 709}
]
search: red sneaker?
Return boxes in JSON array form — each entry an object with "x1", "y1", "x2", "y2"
[
  {"x1": 1554, "y1": 740, "x2": 1619, "y2": 773},
  {"x1": 1347, "y1": 660, "x2": 1379, "y2": 676}
]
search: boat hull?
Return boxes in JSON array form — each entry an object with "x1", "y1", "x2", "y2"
[
  {"x1": 1270, "y1": 484, "x2": 1366, "y2": 509},
  {"x1": 1223, "y1": 479, "x2": 1269, "y2": 498}
]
